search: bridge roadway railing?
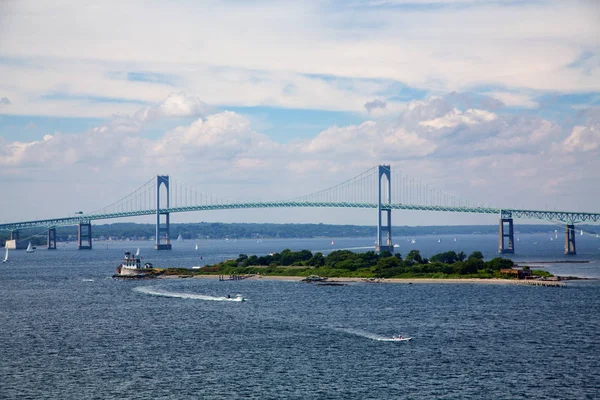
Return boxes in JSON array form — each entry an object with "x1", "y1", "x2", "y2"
[{"x1": 1, "y1": 203, "x2": 600, "y2": 231}]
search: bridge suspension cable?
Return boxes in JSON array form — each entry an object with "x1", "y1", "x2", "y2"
[{"x1": 87, "y1": 176, "x2": 157, "y2": 216}]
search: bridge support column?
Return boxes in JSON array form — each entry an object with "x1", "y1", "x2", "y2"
[
  {"x1": 6, "y1": 230, "x2": 26, "y2": 249},
  {"x1": 78, "y1": 222, "x2": 92, "y2": 250},
  {"x1": 47, "y1": 228, "x2": 57, "y2": 250},
  {"x1": 498, "y1": 218, "x2": 514, "y2": 254},
  {"x1": 376, "y1": 165, "x2": 393, "y2": 252},
  {"x1": 155, "y1": 175, "x2": 172, "y2": 250},
  {"x1": 565, "y1": 224, "x2": 576, "y2": 255}
]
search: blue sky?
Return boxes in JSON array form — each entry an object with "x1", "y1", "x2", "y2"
[{"x1": 0, "y1": 0, "x2": 599, "y2": 226}]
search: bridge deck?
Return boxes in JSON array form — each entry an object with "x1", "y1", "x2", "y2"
[{"x1": 1, "y1": 202, "x2": 599, "y2": 231}]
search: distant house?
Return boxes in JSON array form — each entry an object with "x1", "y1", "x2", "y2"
[{"x1": 500, "y1": 268, "x2": 532, "y2": 279}]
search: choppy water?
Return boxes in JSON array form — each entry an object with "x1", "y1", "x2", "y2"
[{"x1": 1, "y1": 234, "x2": 599, "y2": 399}]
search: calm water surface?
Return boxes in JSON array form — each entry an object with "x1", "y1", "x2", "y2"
[{"x1": 1, "y1": 234, "x2": 599, "y2": 399}]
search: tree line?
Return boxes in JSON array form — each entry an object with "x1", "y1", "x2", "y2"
[{"x1": 198, "y1": 248, "x2": 548, "y2": 279}]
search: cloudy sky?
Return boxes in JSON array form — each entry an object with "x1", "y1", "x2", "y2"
[{"x1": 0, "y1": 0, "x2": 599, "y2": 227}]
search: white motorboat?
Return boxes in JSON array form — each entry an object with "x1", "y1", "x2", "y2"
[{"x1": 390, "y1": 336, "x2": 412, "y2": 342}]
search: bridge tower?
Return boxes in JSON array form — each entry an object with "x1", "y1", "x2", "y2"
[
  {"x1": 376, "y1": 165, "x2": 393, "y2": 252},
  {"x1": 565, "y1": 224, "x2": 576, "y2": 255},
  {"x1": 47, "y1": 228, "x2": 57, "y2": 250},
  {"x1": 498, "y1": 212, "x2": 514, "y2": 254},
  {"x1": 155, "y1": 175, "x2": 172, "y2": 250},
  {"x1": 78, "y1": 221, "x2": 92, "y2": 249}
]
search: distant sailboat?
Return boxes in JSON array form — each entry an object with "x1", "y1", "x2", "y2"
[
  {"x1": 453, "y1": 237, "x2": 457, "y2": 242},
  {"x1": 2, "y1": 247, "x2": 8, "y2": 263},
  {"x1": 26, "y1": 241, "x2": 34, "y2": 253},
  {"x1": 437, "y1": 238, "x2": 441, "y2": 243},
  {"x1": 580, "y1": 229, "x2": 583, "y2": 236},
  {"x1": 195, "y1": 243, "x2": 198, "y2": 251},
  {"x1": 135, "y1": 247, "x2": 140, "y2": 257},
  {"x1": 177, "y1": 234, "x2": 183, "y2": 242},
  {"x1": 331, "y1": 240, "x2": 335, "y2": 245}
]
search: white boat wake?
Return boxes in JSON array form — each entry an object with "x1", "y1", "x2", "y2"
[
  {"x1": 334, "y1": 328, "x2": 411, "y2": 342},
  {"x1": 134, "y1": 286, "x2": 246, "y2": 302}
]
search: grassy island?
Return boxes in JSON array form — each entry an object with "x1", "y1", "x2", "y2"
[{"x1": 189, "y1": 249, "x2": 553, "y2": 280}]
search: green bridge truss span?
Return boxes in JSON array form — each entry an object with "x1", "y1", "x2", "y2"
[{"x1": 1, "y1": 202, "x2": 599, "y2": 232}]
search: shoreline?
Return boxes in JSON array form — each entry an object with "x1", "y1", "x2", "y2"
[{"x1": 153, "y1": 274, "x2": 591, "y2": 286}]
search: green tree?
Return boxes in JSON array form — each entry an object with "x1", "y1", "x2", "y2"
[
  {"x1": 405, "y1": 250, "x2": 423, "y2": 264},
  {"x1": 308, "y1": 252, "x2": 325, "y2": 267},
  {"x1": 468, "y1": 251, "x2": 484, "y2": 260}
]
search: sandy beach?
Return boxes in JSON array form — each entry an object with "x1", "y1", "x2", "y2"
[{"x1": 182, "y1": 274, "x2": 566, "y2": 286}]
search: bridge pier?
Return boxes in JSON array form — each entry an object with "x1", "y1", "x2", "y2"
[
  {"x1": 498, "y1": 217, "x2": 514, "y2": 254},
  {"x1": 78, "y1": 222, "x2": 92, "y2": 250},
  {"x1": 47, "y1": 228, "x2": 57, "y2": 250},
  {"x1": 376, "y1": 165, "x2": 393, "y2": 252},
  {"x1": 155, "y1": 175, "x2": 172, "y2": 250},
  {"x1": 565, "y1": 224, "x2": 576, "y2": 255},
  {"x1": 4, "y1": 230, "x2": 26, "y2": 249}
]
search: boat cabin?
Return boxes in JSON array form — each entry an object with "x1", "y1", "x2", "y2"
[{"x1": 122, "y1": 251, "x2": 142, "y2": 269}]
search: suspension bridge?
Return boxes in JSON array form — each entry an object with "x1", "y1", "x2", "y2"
[{"x1": 1, "y1": 165, "x2": 599, "y2": 255}]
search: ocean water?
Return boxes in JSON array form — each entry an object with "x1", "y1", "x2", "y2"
[{"x1": 1, "y1": 234, "x2": 599, "y2": 399}]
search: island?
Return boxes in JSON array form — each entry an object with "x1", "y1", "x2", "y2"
[{"x1": 114, "y1": 249, "x2": 576, "y2": 287}]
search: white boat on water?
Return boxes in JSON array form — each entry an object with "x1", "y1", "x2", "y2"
[
  {"x1": 2, "y1": 247, "x2": 8, "y2": 263},
  {"x1": 135, "y1": 247, "x2": 140, "y2": 257},
  {"x1": 390, "y1": 336, "x2": 412, "y2": 342},
  {"x1": 115, "y1": 251, "x2": 154, "y2": 277},
  {"x1": 177, "y1": 234, "x2": 183, "y2": 242},
  {"x1": 195, "y1": 243, "x2": 198, "y2": 251},
  {"x1": 26, "y1": 242, "x2": 34, "y2": 253}
]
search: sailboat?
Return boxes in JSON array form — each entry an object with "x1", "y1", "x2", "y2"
[
  {"x1": 177, "y1": 234, "x2": 183, "y2": 242},
  {"x1": 26, "y1": 242, "x2": 34, "y2": 253},
  {"x1": 2, "y1": 247, "x2": 8, "y2": 263},
  {"x1": 580, "y1": 229, "x2": 583, "y2": 236},
  {"x1": 331, "y1": 240, "x2": 335, "y2": 245},
  {"x1": 135, "y1": 247, "x2": 140, "y2": 257}
]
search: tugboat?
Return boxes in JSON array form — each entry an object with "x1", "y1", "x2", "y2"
[{"x1": 115, "y1": 251, "x2": 155, "y2": 277}]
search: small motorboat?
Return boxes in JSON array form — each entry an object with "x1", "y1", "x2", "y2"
[{"x1": 390, "y1": 336, "x2": 412, "y2": 342}]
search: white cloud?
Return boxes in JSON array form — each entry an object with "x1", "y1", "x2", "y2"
[
  {"x1": 419, "y1": 108, "x2": 498, "y2": 129},
  {"x1": 154, "y1": 92, "x2": 210, "y2": 118},
  {"x1": 0, "y1": 1, "x2": 598, "y2": 118},
  {"x1": 562, "y1": 125, "x2": 600, "y2": 153},
  {"x1": 485, "y1": 92, "x2": 539, "y2": 109},
  {"x1": 1, "y1": 92, "x2": 599, "y2": 224}
]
